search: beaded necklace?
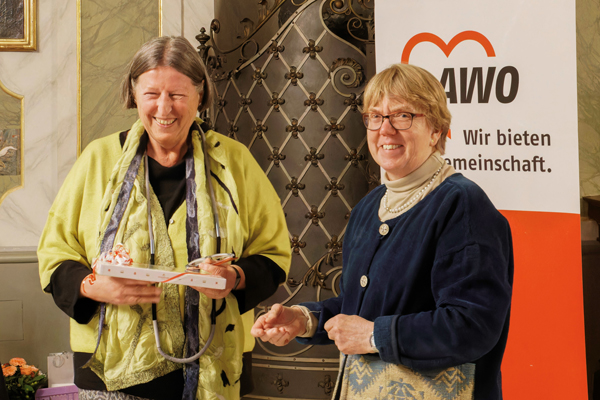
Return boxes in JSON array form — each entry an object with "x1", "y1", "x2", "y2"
[{"x1": 382, "y1": 166, "x2": 442, "y2": 214}]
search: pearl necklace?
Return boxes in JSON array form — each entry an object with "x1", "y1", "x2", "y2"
[{"x1": 382, "y1": 166, "x2": 442, "y2": 214}]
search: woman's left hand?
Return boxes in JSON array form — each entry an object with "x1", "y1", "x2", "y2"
[
  {"x1": 324, "y1": 314, "x2": 375, "y2": 355},
  {"x1": 190, "y1": 260, "x2": 244, "y2": 299}
]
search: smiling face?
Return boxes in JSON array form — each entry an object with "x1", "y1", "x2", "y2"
[
  {"x1": 367, "y1": 97, "x2": 440, "y2": 180},
  {"x1": 134, "y1": 66, "x2": 201, "y2": 163}
]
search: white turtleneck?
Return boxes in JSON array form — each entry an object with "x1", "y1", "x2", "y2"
[{"x1": 379, "y1": 151, "x2": 456, "y2": 222}]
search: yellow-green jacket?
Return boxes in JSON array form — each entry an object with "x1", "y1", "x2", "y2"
[{"x1": 38, "y1": 119, "x2": 291, "y2": 399}]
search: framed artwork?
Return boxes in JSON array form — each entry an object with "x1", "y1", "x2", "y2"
[{"x1": 0, "y1": 0, "x2": 36, "y2": 51}]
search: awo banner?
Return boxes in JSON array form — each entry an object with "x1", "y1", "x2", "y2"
[{"x1": 375, "y1": 1, "x2": 586, "y2": 399}]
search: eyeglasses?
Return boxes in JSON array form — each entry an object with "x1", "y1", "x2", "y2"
[{"x1": 362, "y1": 111, "x2": 424, "y2": 131}]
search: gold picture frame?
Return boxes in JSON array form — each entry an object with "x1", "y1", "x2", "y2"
[{"x1": 0, "y1": 0, "x2": 37, "y2": 51}]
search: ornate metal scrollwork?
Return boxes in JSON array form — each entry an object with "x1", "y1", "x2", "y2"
[
  {"x1": 227, "y1": 123, "x2": 238, "y2": 138},
  {"x1": 196, "y1": 0, "x2": 378, "y2": 377},
  {"x1": 252, "y1": 68, "x2": 267, "y2": 86},
  {"x1": 318, "y1": 375, "x2": 335, "y2": 395},
  {"x1": 305, "y1": 147, "x2": 324, "y2": 166},
  {"x1": 268, "y1": 40, "x2": 285, "y2": 60},
  {"x1": 286, "y1": 177, "x2": 306, "y2": 197},
  {"x1": 287, "y1": 276, "x2": 300, "y2": 287},
  {"x1": 217, "y1": 96, "x2": 227, "y2": 111},
  {"x1": 210, "y1": 19, "x2": 221, "y2": 34},
  {"x1": 196, "y1": 27, "x2": 225, "y2": 79},
  {"x1": 325, "y1": 177, "x2": 345, "y2": 197},
  {"x1": 196, "y1": 0, "x2": 289, "y2": 72},
  {"x1": 291, "y1": 239, "x2": 342, "y2": 290},
  {"x1": 324, "y1": 0, "x2": 374, "y2": 44},
  {"x1": 344, "y1": 92, "x2": 363, "y2": 111},
  {"x1": 214, "y1": 70, "x2": 231, "y2": 82},
  {"x1": 286, "y1": 119, "x2": 305, "y2": 138},
  {"x1": 294, "y1": 258, "x2": 327, "y2": 289},
  {"x1": 305, "y1": 205, "x2": 325, "y2": 225},
  {"x1": 325, "y1": 117, "x2": 345, "y2": 136},
  {"x1": 272, "y1": 373, "x2": 289, "y2": 393},
  {"x1": 259, "y1": 0, "x2": 286, "y2": 24},
  {"x1": 285, "y1": 66, "x2": 304, "y2": 86},
  {"x1": 239, "y1": 95, "x2": 252, "y2": 112},
  {"x1": 345, "y1": 148, "x2": 365, "y2": 167},
  {"x1": 304, "y1": 92, "x2": 324, "y2": 111},
  {"x1": 290, "y1": 234, "x2": 307, "y2": 254},
  {"x1": 253, "y1": 120, "x2": 268, "y2": 139},
  {"x1": 237, "y1": 41, "x2": 260, "y2": 64},
  {"x1": 268, "y1": 92, "x2": 285, "y2": 112},
  {"x1": 268, "y1": 147, "x2": 286, "y2": 167},
  {"x1": 237, "y1": 18, "x2": 254, "y2": 41},
  {"x1": 196, "y1": 27, "x2": 211, "y2": 61},
  {"x1": 330, "y1": 58, "x2": 365, "y2": 97},
  {"x1": 303, "y1": 39, "x2": 323, "y2": 59},
  {"x1": 326, "y1": 235, "x2": 343, "y2": 259}
]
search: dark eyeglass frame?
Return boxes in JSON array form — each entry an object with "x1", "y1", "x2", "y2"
[{"x1": 362, "y1": 111, "x2": 425, "y2": 131}]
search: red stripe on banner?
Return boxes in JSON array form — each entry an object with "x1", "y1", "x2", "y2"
[{"x1": 500, "y1": 210, "x2": 587, "y2": 398}]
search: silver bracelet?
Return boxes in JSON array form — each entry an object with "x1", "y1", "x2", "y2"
[{"x1": 369, "y1": 332, "x2": 378, "y2": 353}]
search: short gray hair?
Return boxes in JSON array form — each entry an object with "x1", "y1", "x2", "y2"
[{"x1": 121, "y1": 36, "x2": 215, "y2": 113}]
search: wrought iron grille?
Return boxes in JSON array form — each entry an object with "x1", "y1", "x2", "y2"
[{"x1": 197, "y1": 1, "x2": 378, "y2": 397}]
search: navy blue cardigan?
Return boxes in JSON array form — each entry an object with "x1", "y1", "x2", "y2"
[{"x1": 298, "y1": 173, "x2": 514, "y2": 400}]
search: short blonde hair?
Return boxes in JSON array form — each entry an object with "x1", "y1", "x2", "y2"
[
  {"x1": 121, "y1": 36, "x2": 215, "y2": 114},
  {"x1": 362, "y1": 63, "x2": 451, "y2": 154}
]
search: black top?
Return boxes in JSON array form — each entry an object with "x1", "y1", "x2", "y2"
[
  {"x1": 44, "y1": 132, "x2": 285, "y2": 399},
  {"x1": 147, "y1": 156, "x2": 187, "y2": 220}
]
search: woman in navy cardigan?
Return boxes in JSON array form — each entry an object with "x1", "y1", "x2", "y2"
[{"x1": 252, "y1": 63, "x2": 513, "y2": 400}]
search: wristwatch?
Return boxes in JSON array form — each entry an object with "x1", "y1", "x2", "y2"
[
  {"x1": 232, "y1": 266, "x2": 241, "y2": 291},
  {"x1": 369, "y1": 332, "x2": 378, "y2": 353}
]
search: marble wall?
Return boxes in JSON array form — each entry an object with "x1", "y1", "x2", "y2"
[
  {"x1": 79, "y1": 0, "x2": 159, "y2": 150},
  {"x1": 162, "y1": 0, "x2": 215, "y2": 42},
  {"x1": 0, "y1": 0, "x2": 213, "y2": 250},
  {"x1": 0, "y1": 0, "x2": 77, "y2": 251}
]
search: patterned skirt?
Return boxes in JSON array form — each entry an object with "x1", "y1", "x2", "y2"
[{"x1": 333, "y1": 354, "x2": 475, "y2": 400}]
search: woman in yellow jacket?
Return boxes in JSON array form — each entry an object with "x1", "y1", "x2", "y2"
[{"x1": 38, "y1": 36, "x2": 291, "y2": 400}]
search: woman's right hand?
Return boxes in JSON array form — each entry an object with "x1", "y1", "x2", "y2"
[
  {"x1": 251, "y1": 304, "x2": 308, "y2": 346},
  {"x1": 80, "y1": 274, "x2": 162, "y2": 305}
]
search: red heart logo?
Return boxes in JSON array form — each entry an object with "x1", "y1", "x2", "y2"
[{"x1": 401, "y1": 31, "x2": 496, "y2": 64}]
